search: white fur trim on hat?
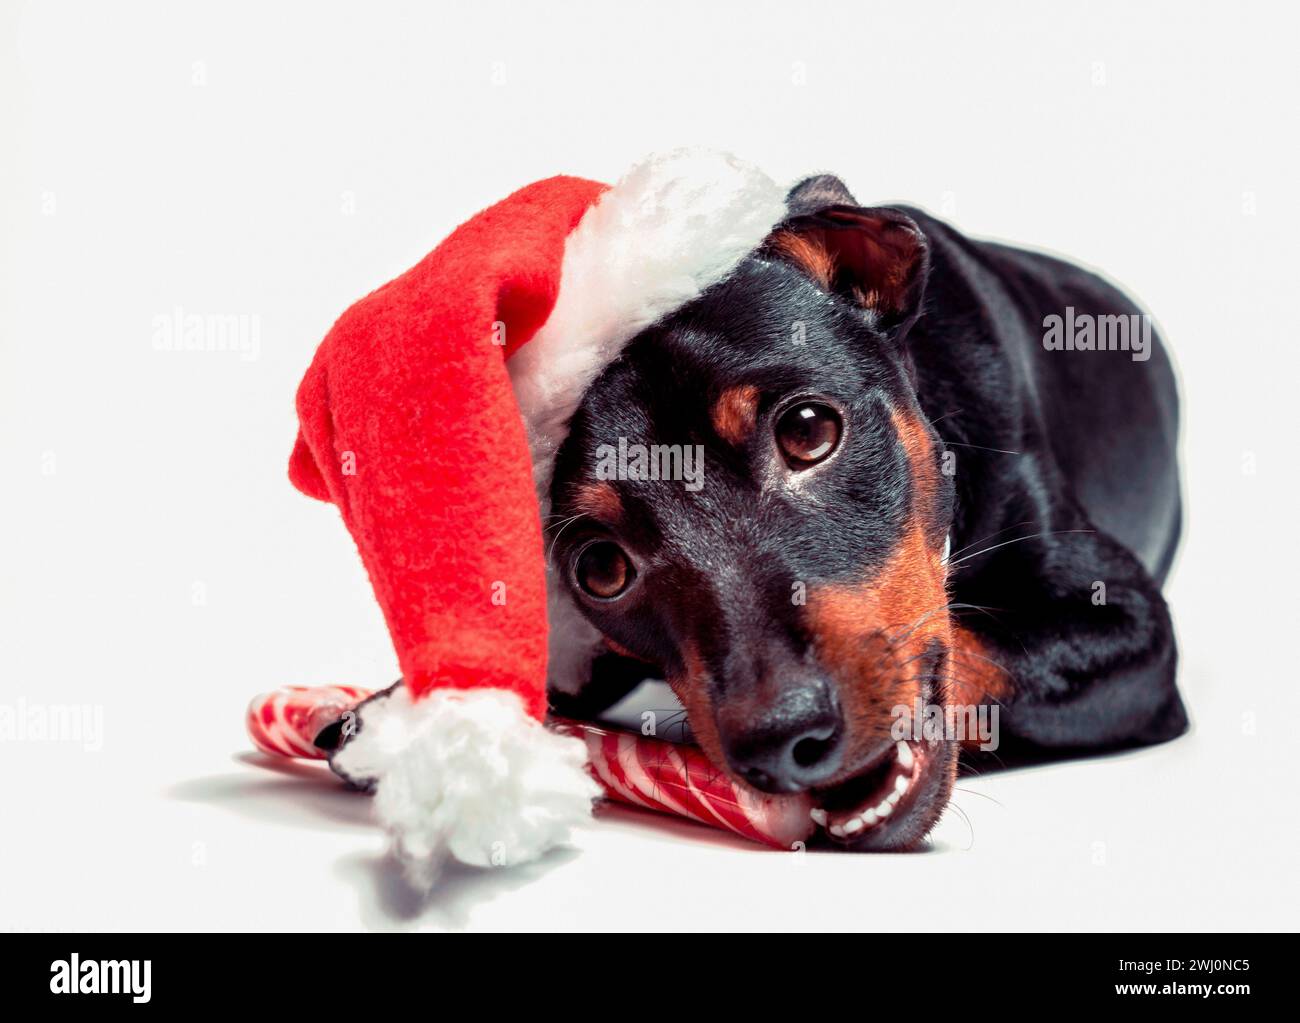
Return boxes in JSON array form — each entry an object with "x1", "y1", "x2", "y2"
[
  {"x1": 508, "y1": 148, "x2": 790, "y2": 694},
  {"x1": 511, "y1": 149, "x2": 788, "y2": 489},
  {"x1": 332, "y1": 686, "x2": 600, "y2": 889}
]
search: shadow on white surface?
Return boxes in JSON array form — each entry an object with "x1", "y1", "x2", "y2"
[
  {"x1": 335, "y1": 847, "x2": 581, "y2": 932},
  {"x1": 168, "y1": 752, "x2": 374, "y2": 832},
  {"x1": 172, "y1": 752, "x2": 586, "y2": 930}
]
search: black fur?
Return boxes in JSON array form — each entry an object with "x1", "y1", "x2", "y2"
[
  {"x1": 548, "y1": 175, "x2": 1188, "y2": 843},
  {"x1": 898, "y1": 205, "x2": 1187, "y2": 752}
]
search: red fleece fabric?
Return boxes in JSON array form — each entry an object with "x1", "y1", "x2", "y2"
[{"x1": 289, "y1": 176, "x2": 608, "y2": 718}]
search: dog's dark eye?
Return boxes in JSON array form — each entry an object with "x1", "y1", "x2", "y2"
[
  {"x1": 573, "y1": 540, "x2": 635, "y2": 600},
  {"x1": 775, "y1": 402, "x2": 841, "y2": 467}
]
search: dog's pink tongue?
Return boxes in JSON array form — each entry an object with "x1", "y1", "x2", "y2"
[{"x1": 554, "y1": 719, "x2": 815, "y2": 849}]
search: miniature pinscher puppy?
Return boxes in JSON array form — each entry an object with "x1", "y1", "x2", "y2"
[{"x1": 547, "y1": 174, "x2": 1187, "y2": 849}]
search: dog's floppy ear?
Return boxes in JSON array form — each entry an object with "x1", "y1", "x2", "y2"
[
  {"x1": 769, "y1": 179, "x2": 929, "y2": 338},
  {"x1": 784, "y1": 174, "x2": 859, "y2": 216}
]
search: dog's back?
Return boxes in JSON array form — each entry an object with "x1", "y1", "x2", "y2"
[{"x1": 901, "y1": 209, "x2": 1182, "y2": 583}]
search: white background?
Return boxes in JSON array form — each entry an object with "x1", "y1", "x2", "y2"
[{"x1": 3, "y1": 0, "x2": 1297, "y2": 931}]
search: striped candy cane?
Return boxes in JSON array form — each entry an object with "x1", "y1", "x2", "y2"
[
  {"x1": 246, "y1": 685, "x2": 373, "y2": 759},
  {"x1": 246, "y1": 685, "x2": 812, "y2": 849}
]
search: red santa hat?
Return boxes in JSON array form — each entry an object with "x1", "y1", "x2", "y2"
[{"x1": 288, "y1": 149, "x2": 789, "y2": 885}]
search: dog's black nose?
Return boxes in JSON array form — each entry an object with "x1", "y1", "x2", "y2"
[{"x1": 719, "y1": 677, "x2": 844, "y2": 793}]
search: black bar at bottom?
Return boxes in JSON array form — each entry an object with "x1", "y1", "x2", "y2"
[{"x1": 0, "y1": 932, "x2": 1279, "y2": 1011}]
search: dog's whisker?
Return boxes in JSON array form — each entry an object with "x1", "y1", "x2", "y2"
[
  {"x1": 545, "y1": 514, "x2": 586, "y2": 560},
  {"x1": 970, "y1": 748, "x2": 1008, "y2": 772},
  {"x1": 928, "y1": 669, "x2": 1012, "y2": 712},
  {"x1": 945, "y1": 601, "x2": 1005, "y2": 621},
  {"x1": 925, "y1": 407, "x2": 964, "y2": 428},
  {"x1": 886, "y1": 601, "x2": 961, "y2": 645},
  {"x1": 939, "y1": 439, "x2": 1022, "y2": 456},
  {"x1": 945, "y1": 520, "x2": 1036, "y2": 561},
  {"x1": 947, "y1": 528, "x2": 1095, "y2": 567},
  {"x1": 945, "y1": 646, "x2": 1016, "y2": 684},
  {"x1": 952, "y1": 786, "x2": 1007, "y2": 809},
  {"x1": 944, "y1": 800, "x2": 976, "y2": 851}
]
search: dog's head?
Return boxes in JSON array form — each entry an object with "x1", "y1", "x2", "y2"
[{"x1": 549, "y1": 176, "x2": 959, "y2": 848}]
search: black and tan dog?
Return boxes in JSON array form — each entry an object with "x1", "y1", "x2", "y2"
[{"x1": 548, "y1": 174, "x2": 1187, "y2": 850}]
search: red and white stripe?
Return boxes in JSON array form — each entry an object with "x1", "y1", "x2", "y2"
[
  {"x1": 245, "y1": 685, "x2": 814, "y2": 850},
  {"x1": 245, "y1": 685, "x2": 372, "y2": 760}
]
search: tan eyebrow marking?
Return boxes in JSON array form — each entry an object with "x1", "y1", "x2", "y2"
[
  {"x1": 570, "y1": 481, "x2": 623, "y2": 524},
  {"x1": 712, "y1": 384, "x2": 761, "y2": 446}
]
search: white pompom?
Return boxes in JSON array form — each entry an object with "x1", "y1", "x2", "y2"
[{"x1": 333, "y1": 686, "x2": 600, "y2": 888}]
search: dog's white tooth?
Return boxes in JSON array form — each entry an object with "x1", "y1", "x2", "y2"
[
  {"x1": 810, "y1": 808, "x2": 828, "y2": 826},
  {"x1": 895, "y1": 774, "x2": 911, "y2": 795},
  {"x1": 843, "y1": 816, "x2": 864, "y2": 835},
  {"x1": 896, "y1": 740, "x2": 914, "y2": 771},
  {"x1": 829, "y1": 823, "x2": 846, "y2": 837},
  {"x1": 876, "y1": 800, "x2": 893, "y2": 817},
  {"x1": 862, "y1": 808, "x2": 878, "y2": 826}
]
